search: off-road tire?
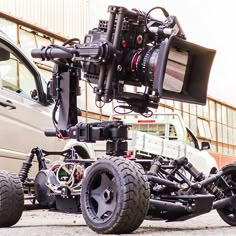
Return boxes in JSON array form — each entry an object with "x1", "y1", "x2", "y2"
[
  {"x1": 81, "y1": 157, "x2": 150, "y2": 234},
  {"x1": 216, "y1": 164, "x2": 236, "y2": 226},
  {"x1": 0, "y1": 170, "x2": 24, "y2": 227}
]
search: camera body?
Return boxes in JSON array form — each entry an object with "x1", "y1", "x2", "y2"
[
  {"x1": 82, "y1": 6, "x2": 165, "y2": 113},
  {"x1": 83, "y1": 15, "x2": 154, "y2": 86}
]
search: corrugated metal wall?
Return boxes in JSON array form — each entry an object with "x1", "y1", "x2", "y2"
[
  {"x1": 0, "y1": 0, "x2": 172, "y2": 39},
  {"x1": 0, "y1": 0, "x2": 112, "y2": 39}
]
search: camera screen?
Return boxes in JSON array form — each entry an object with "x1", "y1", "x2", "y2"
[{"x1": 163, "y1": 48, "x2": 188, "y2": 93}]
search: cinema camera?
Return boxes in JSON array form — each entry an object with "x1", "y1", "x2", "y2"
[{"x1": 31, "y1": 5, "x2": 215, "y2": 154}]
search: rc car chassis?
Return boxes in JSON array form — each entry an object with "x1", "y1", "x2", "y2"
[{"x1": 1, "y1": 139, "x2": 235, "y2": 234}]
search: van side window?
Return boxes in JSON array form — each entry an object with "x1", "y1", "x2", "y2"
[
  {"x1": 0, "y1": 47, "x2": 38, "y2": 100},
  {"x1": 131, "y1": 123, "x2": 166, "y2": 137},
  {"x1": 169, "y1": 124, "x2": 177, "y2": 140},
  {"x1": 130, "y1": 123, "x2": 178, "y2": 140}
]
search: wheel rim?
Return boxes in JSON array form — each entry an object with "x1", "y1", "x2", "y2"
[
  {"x1": 219, "y1": 207, "x2": 236, "y2": 221},
  {"x1": 85, "y1": 170, "x2": 118, "y2": 223}
]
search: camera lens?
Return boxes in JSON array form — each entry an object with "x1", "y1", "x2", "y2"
[{"x1": 129, "y1": 46, "x2": 160, "y2": 86}]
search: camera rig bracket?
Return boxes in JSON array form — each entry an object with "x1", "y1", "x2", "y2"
[{"x1": 31, "y1": 5, "x2": 216, "y2": 154}]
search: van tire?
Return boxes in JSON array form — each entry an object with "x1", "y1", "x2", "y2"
[{"x1": 0, "y1": 170, "x2": 24, "y2": 227}]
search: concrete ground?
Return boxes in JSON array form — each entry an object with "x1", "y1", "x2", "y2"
[{"x1": 0, "y1": 209, "x2": 235, "y2": 236}]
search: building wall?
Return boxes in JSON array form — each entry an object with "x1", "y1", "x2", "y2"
[
  {"x1": 1, "y1": 0, "x2": 236, "y2": 167},
  {"x1": 0, "y1": 0, "x2": 104, "y2": 39}
]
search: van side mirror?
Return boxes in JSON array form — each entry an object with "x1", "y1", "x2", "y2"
[
  {"x1": 201, "y1": 141, "x2": 210, "y2": 150},
  {"x1": 0, "y1": 48, "x2": 10, "y2": 61}
]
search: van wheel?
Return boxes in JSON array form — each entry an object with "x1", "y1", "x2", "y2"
[
  {"x1": 0, "y1": 170, "x2": 24, "y2": 227},
  {"x1": 81, "y1": 157, "x2": 150, "y2": 234}
]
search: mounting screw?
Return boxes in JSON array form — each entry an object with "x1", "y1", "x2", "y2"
[{"x1": 117, "y1": 65, "x2": 122, "y2": 71}]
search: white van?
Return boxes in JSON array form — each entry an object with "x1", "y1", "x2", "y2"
[{"x1": 0, "y1": 31, "x2": 93, "y2": 175}]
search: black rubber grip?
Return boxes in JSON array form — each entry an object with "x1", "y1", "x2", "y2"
[
  {"x1": 44, "y1": 129, "x2": 57, "y2": 137},
  {"x1": 31, "y1": 47, "x2": 73, "y2": 59}
]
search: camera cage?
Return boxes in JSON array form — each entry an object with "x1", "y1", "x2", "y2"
[{"x1": 31, "y1": 5, "x2": 216, "y2": 151}]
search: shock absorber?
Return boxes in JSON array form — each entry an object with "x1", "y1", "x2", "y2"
[
  {"x1": 148, "y1": 156, "x2": 163, "y2": 175},
  {"x1": 18, "y1": 151, "x2": 35, "y2": 183},
  {"x1": 19, "y1": 147, "x2": 48, "y2": 183},
  {"x1": 206, "y1": 183, "x2": 224, "y2": 199},
  {"x1": 184, "y1": 161, "x2": 205, "y2": 182},
  {"x1": 183, "y1": 159, "x2": 224, "y2": 198},
  {"x1": 147, "y1": 156, "x2": 180, "y2": 192}
]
